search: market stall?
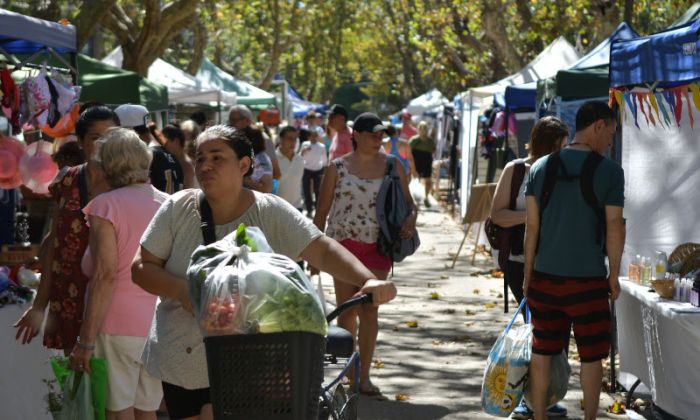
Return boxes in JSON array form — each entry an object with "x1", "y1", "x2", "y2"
[
  {"x1": 616, "y1": 280, "x2": 700, "y2": 419},
  {"x1": 455, "y1": 36, "x2": 579, "y2": 216},
  {"x1": 197, "y1": 57, "x2": 276, "y2": 110},
  {"x1": 103, "y1": 47, "x2": 236, "y2": 111},
  {"x1": 609, "y1": 17, "x2": 700, "y2": 419},
  {"x1": 399, "y1": 88, "x2": 449, "y2": 120},
  {"x1": 78, "y1": 54, "x2": 168, "y2": 111},
  {"x1": 609, "y1": 18, "x2": 700, "y2": 269},
  {"x1": 0, "y1": 9, "x2": 75, "y2": 420},
  {"x1": 536, "y1": 22, "x2": 638, "y2": 124}
]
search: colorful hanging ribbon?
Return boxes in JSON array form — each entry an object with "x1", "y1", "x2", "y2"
[
  {"x1": 682, "y1": 89, "x2": 694, "y2": 129},
  {"x1": 689, "y1": 83, "x2": 700, "y2": 113},
  {"x1": 673, "y1": 88, "x2": 683, "y2": 127},
  {"x1": 623, "y1": 91, "x2": 639, "y2": 128},
  {"x1": 643, "y1": 94, "x2": 656, "y2": 126},
  {"x1": 648, "y1": 92, "x2": 663, "y2": 127},
  {"x1": 614, "y1": 90, "x2": 625, "y2": 123},
  {"x1": 636, "y1": 93, "x2": 651, "y2": 126}
]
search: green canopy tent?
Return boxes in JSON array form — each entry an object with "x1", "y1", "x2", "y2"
[
  {"x1": 537, "y1": 65, "x2": 610, "y2": 103},
  {"x1": 196, "y1": 58, "x2": 276, "y2": 110},
  {"x1": 77, "y1": 54, "x2": 168, "y2": 110}
]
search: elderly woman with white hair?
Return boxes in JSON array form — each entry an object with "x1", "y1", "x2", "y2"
[{"x1": 69, "y1": 127, "x2": 168, "y2": 419}]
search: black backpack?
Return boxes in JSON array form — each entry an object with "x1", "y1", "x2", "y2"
[{"x1": 538, "y1": 150, "x2": 606, "y2": 254}]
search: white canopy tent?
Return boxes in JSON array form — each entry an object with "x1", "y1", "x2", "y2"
[
  {"x1": 401, "y1": 88, "x2": 450, "y2": 118},
  {"x1": 457, "y1": 37, "x2": 580, "y2": 216},
  {"x1": 103, "y1": 47, "x2": 236, "y2": 108}
]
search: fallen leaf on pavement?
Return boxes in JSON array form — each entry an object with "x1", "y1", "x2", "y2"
[
  {"x1": 440, "y1": 275, "x2": 449, "y2": 279},
  {"x1": 484, "y1": 303, "x2": 496, "y2": 309},
  {"x1": 392, "y1": 326, "x2": 400, "y2": 332},
  {"x1": 395, "y1": 393, "x2": 410, "y2": 401},
  {"x1": 432, "y1": 339, "x2": 444, "y2": 346},
  {"x1": 465, "y1": 309, "x2": 476, "y2": 316},
  {"x1": 373, "y1": 360, "x2": 386, "y2": 368},
  {"x1": 497, "y1": 293, "x2": 503, "y2": 298},
  {"x1": 406, "y1": 320, "x2": 419, "y2": 328},
  {"x1": 427, "y1": 282, "x2": 438, "y2": 288},
  {"x1": 490, "y1": 269, "x2": 503, "y2": 278},
  {"x1": 453, "y1": 335, "x2": 471, "y2": 342},
  {"x1": 430, "y1": 292, "x2": 440, "y2": 300},
  {"x1": 443, "y1": 308, "x2": 456, "y2": 314},
  {"x1": 464, "y1": 322, "x2": 474, "y2": 327},
  {"x1": 473, "y1": 289, "x2": 480, "y2": 295}
]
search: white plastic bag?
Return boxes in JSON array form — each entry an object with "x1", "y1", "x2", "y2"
[
  {"x1": 481, "y1": 299, "x2": 531, "y2": 417},
  {"x1": 409, "y1": 178, "x2": 425, "y2": 203}
]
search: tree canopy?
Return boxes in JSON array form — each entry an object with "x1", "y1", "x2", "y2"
[{"x1": 3, "y1": 0, "x2": 698, "y2": 115}]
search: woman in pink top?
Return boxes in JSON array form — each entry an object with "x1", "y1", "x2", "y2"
[{"x1": 69, "y1": 128, "x2": 168, "y2": 419}]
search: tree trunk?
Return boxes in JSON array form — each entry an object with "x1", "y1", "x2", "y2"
[
  {"x1": 623, "y1": 0, "x2": 634, "y2": 24},
  {"x1": 76, "y1": 0, "x2": 117, "y2": 50},
  {"x1": 481, "y1": 0, "x2": 525, "y2": 77},
  {"x1": 101, "y1": 0, "x2": 200, "y2": 76},
  {"x1": 592, "y1": 0, "x2": 621, "y2": 46},
  {"x1": 515, "y1": 0, "x2": 544, "y2": 54},
  {"x1": 185, "y1": 20, "x2": 207, "y2": 75}
]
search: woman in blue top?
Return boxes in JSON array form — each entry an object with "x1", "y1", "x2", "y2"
[{"x1": 383, "y1": 125, "x2": 416, "y2": 177}]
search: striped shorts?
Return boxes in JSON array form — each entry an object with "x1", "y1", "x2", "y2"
[{"x1": 528, "y1": 271, "x2": 611, "y2": 363}]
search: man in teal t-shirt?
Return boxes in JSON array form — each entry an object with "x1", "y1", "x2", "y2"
[{"x1": 523, "y1": 101, "x2": 626, "y2": 420}]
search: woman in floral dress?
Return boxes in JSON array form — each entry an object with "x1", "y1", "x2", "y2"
[
  {"x1": 314, "y1": 113, "x2": 416, "y2": 395},
  {"x1": 14, "y1": 105, "x2": 119, "y2": 353}
]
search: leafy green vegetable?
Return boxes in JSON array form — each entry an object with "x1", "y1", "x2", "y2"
[
  {"x1": 235, "y1": 223, "x2": 257, "y2": 251},
  {"x1": 248, "y1": 284, "x2": 328, "y2": 336}
]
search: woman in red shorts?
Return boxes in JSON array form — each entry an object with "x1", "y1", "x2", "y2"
[{"x1": 314, "y1": 112, "x2": 416, "y2": 396}]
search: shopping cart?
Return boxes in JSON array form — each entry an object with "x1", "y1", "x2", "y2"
[{"x1": 204, "y1": 294, "x2": 371, "y2": 420}]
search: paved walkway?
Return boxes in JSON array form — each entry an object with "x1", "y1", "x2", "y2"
[{"x1": 318, "y1": 201, "x2": 643, "y2": 420}]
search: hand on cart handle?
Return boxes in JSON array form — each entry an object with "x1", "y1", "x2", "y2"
[{"x1": 359, "y1": 279, "x2": 397, "y2": 306}]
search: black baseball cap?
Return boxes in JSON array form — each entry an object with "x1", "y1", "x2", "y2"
[
  {"x1": 353, "y1": 112, "x2": 387, "y2": 133},
  {"x1": 329, "y1": 104, "x2": 348, "y2": 119}
]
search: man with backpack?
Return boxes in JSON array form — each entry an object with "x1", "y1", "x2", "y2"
[{"x1": 523, "y1": 101, "x2": 626, "y2": 420}]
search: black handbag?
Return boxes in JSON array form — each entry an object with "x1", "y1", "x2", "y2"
[{"x1": 484, "y1": 161, "x2": 525, "y2": 271}]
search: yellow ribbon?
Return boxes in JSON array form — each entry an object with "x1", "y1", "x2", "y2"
[
  {"x1": 689, "y1": 83, "x2": 700, "y2": 113},
  {"x1": 643, "y1": 94, "x2": 656, "y2": 126},
  {"x1": 648, "y1": 92, "x2": 662, "y2": 126},
  {"x1": 614, "y1": 90, "x2": 625, "y2": 123}
]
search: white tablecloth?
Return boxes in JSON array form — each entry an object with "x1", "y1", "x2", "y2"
[
  {"x1": 617, "y1": 280, "x2": 700, "y2": 420},
  {"x1": 0, "y1": 304, "x2": 53, "y2": 420}
]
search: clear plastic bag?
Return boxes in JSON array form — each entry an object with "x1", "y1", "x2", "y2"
[
  {"x1": 57, "y1": 372, "x2": 95, "y2": 420},
  {"x1": 481, "y1": 299, "x2": 531, "y2": 417},
  {"x1": 237, "y1": 248, "x2": 327, "y2": 336},
  {"x1": 187, "y1": 224, "x2": 327, "y2": 337}
]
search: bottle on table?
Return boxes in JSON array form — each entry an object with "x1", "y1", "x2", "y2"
[
  {"x1": 641, "y1": 257, "x2": 652, "y2": 286},
  {"x1": 629, "y1": 255, "x2": 640, "y2": 283},
  {"x1": 654, "y1": 251, "x2": 668, "y2": 281},
  {"x1": 691, "y1": 279, "x2": 700, "y2": 307}
]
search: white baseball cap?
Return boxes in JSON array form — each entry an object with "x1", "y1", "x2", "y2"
[{"x1": 114, "y1": 104, "x2": 149, "y2": 128}]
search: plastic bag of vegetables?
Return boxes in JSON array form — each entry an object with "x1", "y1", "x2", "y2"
[{"x1": 187, "y1": 224, "x2": 327, "y2": 337}]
